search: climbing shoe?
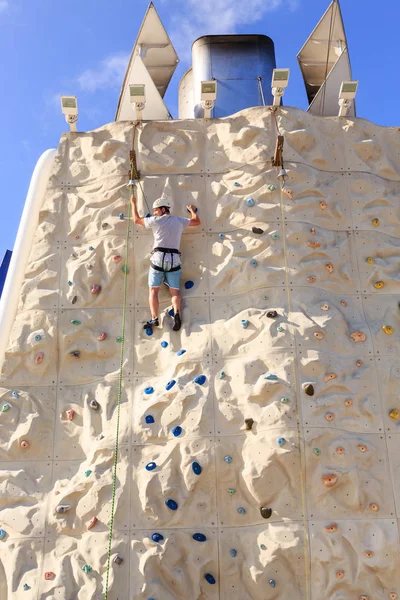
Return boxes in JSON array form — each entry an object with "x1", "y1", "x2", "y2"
[
  {"x1": 143, "y1": 318, "x2": 159, "y2": 330},
  {"x1": 172, "y1": 312, "x2": 181, "y2": 331}
]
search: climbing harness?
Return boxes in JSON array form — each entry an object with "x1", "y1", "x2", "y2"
[
  {"x1": 272, "y1": 109, "x2": 311, "y2": 600},
  {"x1": 150, "y1": 246, "x2": 181, "y2": 272},
  {"x1": 103, "y1": 124, "x2": 138, "y2": 600}
]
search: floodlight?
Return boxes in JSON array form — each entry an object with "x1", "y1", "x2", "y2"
[
  {"x1": 60, "y1": 96, "x2": 78, "y2": 132},
  {"x1": 129, "y1": 84, "x2": 146, "y2": 120},
  {"x1": 271, "y1": 69, "x2": 290, "y2": 107},
  {"x1": 200, "y1": 80, "x2": 217, "y2": 118},
  {"x1": 338, "y1": 81, "x2": 358, "y2": 117}
]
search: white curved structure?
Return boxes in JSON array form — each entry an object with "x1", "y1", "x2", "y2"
[{"x1": 0, "y1": 148, "x2": 56, "y2": 376}]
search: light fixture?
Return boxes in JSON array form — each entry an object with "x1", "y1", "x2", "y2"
[
  {"x1": 129, "y1": 84, "x2": 146, "y2": 120},
  {"x1": 60, "y1": 96, "x2": 78, "y2": 132},
  {"x1": 338, "y1": 81, "x2": 358, "y2": 117},
  {"x1": 200, "y1": 80, "x2": 217, "y2": 118},
  {"x1": 271, "y1": 69, "x2": 290, "y2": 107}
]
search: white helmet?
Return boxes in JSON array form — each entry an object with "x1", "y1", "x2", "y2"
[{"x1": 153, "y1": 193, "x2": 172, "y2": 210}]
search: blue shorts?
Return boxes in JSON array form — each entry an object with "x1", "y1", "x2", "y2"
[{"x1": 148, "y1": 266, "x2": 182, "y2": 289}]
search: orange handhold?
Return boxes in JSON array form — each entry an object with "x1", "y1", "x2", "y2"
[
  {"x1": 98, "y1": 331, "x2": 107, "y2": 341},
  {"x1": 320, "y1": 200, "x2": 328, "y2": 209},
  {"x1": 308, "y1": 241, "x2": 321, "y2": 248},
  {"x1": 371, "y1": 218, "x2": 379, "y2": 227},
  {"x1": 283, "y1": 188, "x2": 293, "y2": 199},
  {"x1": 344, "y1": 399, "x2": 353, "y2": 407},
  {"x1": 320, "y1": 303, "x2": 329, "y2": 311},
  {"x1": 358, "y1": 444, "x2": 368, "y2": 453},
  {"x1": 373, "y1": 281, "x2": 384, "y2": 289},
  {"x1": 112, "y1": 255, "x2": 122, "y2": 263},
  {"x1": 314, "y1": 332, "x2": 324, "y2": 340},
  {"x1": 369, "y1": 503, "x2": 379, "y2": 512},
  {"x1": 35, "y1": 352, "x2": 44, "y2": 365},
  {"x1": 307, "y1": 276, "x2": 316, "y2": 283},
  {"x1": 356, "y1": 360, "x2": 363, "y2": 367},
  {"x1": 87, "y1": 517, "x2": 98, "y2": 531},
  {"x1": 350, "y1": 331, "x2": 366, "y2": 343},
  {"x1": 44, "y1": 572, "x2": 55, "y2": 580},
  {"x1": 364, "y1": 551, "x2": 373, "y2": 558},
  {"x1": 360, "y1": 596, "x2": 369, "y2": 600},
  {"x1": 325, "y1": 262, "x2": 334, "y2": 273},
  {"x1": 324, "y1": 373, "x2": 337, "y2": 382},
  {"x1": 20, "y1": 440, "x2": 29, "y2": 449},
  {"x1": 65, "y1": 409, "x2": 75, "y2": 421},
  {"x1": 336, "y1": 570, "x2": 344, "y2": 579},
  {"x1": 325, "y1": 523, "x2": 337, "y2": 533},
  {"x1": 336, "y1": 447, "x2": 345, "y2": 454},
  {"x1": 322, "y1": 474, "x2": 338, "y2": 487},
  {"x1": 311, "y1": 228, "x2": 316, "y2": 235},
  {"x1": 388, "y1": 594, "x2": 397, "y2": 600},
  {"x1": 325, "y1": 413, "x2": 335, "y2": 421},
  {"x1": 341, "y1": 300, "x2": 347, "y2": 307}
]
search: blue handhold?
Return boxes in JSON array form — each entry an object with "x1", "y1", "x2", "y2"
[
  {"x1": 145, "y1": 415, "x2": 155, "y2": 424},
  {"x1": 194, "y1": 375, "x2": 206, "y2": 386},
  {"x1": 219, "y1": 233, "x2": 225, "y2": 239},
  {"x1": 251, "y1": 259, "x2": 257, "y2": 267},
  {"x1": 192, "y1": 461, "x2": 202, "y2": 475},
  {"x1": 172, "y1": 425, "x2": 182, "y2": 437},
  {"x1": 205, "y1": 574, "x2": 216, "y2": 585},
  {"x1": 224, "y1": 455, "x2": 232, "y2": 463},
  {"x1": 11, "y1": 391, "x2": 19, "y2": 399},
  {"x1": 23, "y1": 584, "x2": 30, "y2": 591},
  {"x1": 165, "y1": 499, "x2": 178, "y2": 511},
  {"x1": 119, "y1": 213, "x2": 124, "y2": 220},
  {"x1": 246, "y1": 198, "x2": 255, "y2": 207},
  {"x1": 238, "y1": 507, "x2": 246, "y2": 514},
  {"x1": 146, "y1": 213, "x2": 151, "y2": 218},
  {"x1": 151, "y1": 532, "x2": 164, "y2": 543},
  {"x1": 269, "y1": 579, "x2": 276, "y2": 588},
  {"x1": 185, "y1": 280, "x2": 194, "y2": 289},
  {"x1": 219, "y1": 371, "x2": 225, "y2": 379},
  {"x1": 34, "y1": 334, "x2": 41, "y2": 342},
  {"x1": 0, "y1": 529, "x2": 6, "y2": 540},
  {"x1": 145, "y1": 327, "x2": 153, "y2": 337},
  {"x1": 161, "y1": 341, "x2": 168, "y2": 348},
  {"x1": 168, "y1": 308, "x2": 175, "y2": 317},
  {"x1": 89, "y1": 246, "x2": 94, "y2": 251},
  {"x1": 241, "y1": 319, "x2": 249, "y2": 329},
  {"x1": 234, "y1": 182, "x2": 240, "y2": 187},
  {"x1": 276, "y1": 437, "x2": 286, "y2": 447},
  {"x1": 192, "y1": 533, "x2": 207, "y2": 542},
  {"x1": 144, "y1": 387, "x2": 154, "y2": 395},
  {"x1": 68, "y1": 280, "x2": 73, "y2": 286},
  {"x1": 145, "y1": 462, "x2": 157, "y2": 471},
  {"x1": 230, "y1": 549, "x2": 237, "y2": 557},
  {"x1": 166, "y1": 380, "x2": 176, "y2": 391},
  {"x1": 264, "y1": 373, "x2": 278, "y2": 381},
  {"x1": 177, "y1": 349, "x2": 186, "y2": 356}
]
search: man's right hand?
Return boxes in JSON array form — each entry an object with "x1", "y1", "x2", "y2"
[{"x1": 187, "y1": 204, "x2": 197, "y2": 213}]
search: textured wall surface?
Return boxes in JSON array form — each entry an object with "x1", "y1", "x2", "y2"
[{"x1": 1, "y1": 108, "x2": 400, "y2": 599}]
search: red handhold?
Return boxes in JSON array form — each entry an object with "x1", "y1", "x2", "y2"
[
  {"x1": 44, "y1": 572, "x2": 55, "y2": 580},
  {"x1": 112, "y1": 255, "x2": 122, "y2": 263},
  {"x1": 20, "y1": 440, "x2": 29, "y2": 450},
  {"x1": 90, "y1": 284, "x2": 101, "y2": 295},
  {"x1": 98, "y1": 331, "x2": 107, "y2": 341},
  {"x1": 322, "y1": 474, "x2": 338, "y2": 487},
  {"x1": 87, "y1": 517, "x2": 98, "y2": 530},
  {"x1": 35, "y1": 352, "x2": 44, "y2": 365},
  {"x1": 66, "y1": 409, "x2": 75, "y2": 421}
]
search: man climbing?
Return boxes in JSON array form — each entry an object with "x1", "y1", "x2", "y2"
[{"x1": 131, "y1": 187, "x2": 201, "y2": 331}]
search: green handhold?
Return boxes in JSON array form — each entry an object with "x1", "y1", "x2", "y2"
[
  {"x1": 71, "y1": 320, "x2": 81, "y2": 325},
  {"x1": 84, "y1": 470, "x2": 92, "y2": 478},
  {"x1": 122, "y1": 265, "x2": 129, "y2": 274},
  {"x1": 264, "y1": 296, "x2": 269, "y2": 300},
  {"x1": 227, "y1": 488, "x2": 236, "y2": 495},
  {"x1": 260, "y1": 544, "x2": 267, "y2": 550},
  {"x1": 116, "y1": 337, "x2": 123, "y2": 343},
  {"x1": 277, "y1": 326, "x2": 284, "y2": 332},
  {"x1": 313, "y1": 448, "x2": 321, "y2": 456},
  {"x1": 82, "y1": 565, "x2": 92, "y2": 574},
  {"x1": 280, "y1": 397, "x2": 289, "y2": 404},
  {"x1": 1, "y1": 403, "x2": 10, "y2": 412},
  {"x1": 267, "y1": 184, "x2": 277, "y2": 191},
  {"x1": 271, "y1": 233, "x2": 279, "y2": 240}
]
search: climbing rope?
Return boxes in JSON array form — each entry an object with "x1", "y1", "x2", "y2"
[
  {"x1": 272, "y1": 109, "x2": 311, "y2": 599},
  {"x1": 103, "y1": 126, "x2": 138, "y2": 599}
]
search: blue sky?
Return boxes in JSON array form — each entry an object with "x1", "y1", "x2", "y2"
[{"x1": 1, "y1": 0, "x2": 399, "y2": 259}]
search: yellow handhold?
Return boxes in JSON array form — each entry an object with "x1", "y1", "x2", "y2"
[
  {"x1": 382, "y1": 325, "x2": 393, "y2": 335},
  {"x1": 366, "y1": 257, "x2": 375, "y2": 265},
  {"x1": 373, "y1": 281, "x2": 384, "y2": 289},
  {"x1": 371, "y1": 218, "x2": 379, "y2": 226},
  {"x1": 389, "y1": 409, "x2": 399, "y2": 421}
]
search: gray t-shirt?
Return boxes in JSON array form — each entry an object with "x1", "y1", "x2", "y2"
[{"x1": 144, "y1": 214, "x2": 190, "y2": 269}]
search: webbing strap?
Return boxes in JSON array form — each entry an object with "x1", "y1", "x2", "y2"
[{"x1": 103, "y1": 159, "x2": 134, "y2": 600}]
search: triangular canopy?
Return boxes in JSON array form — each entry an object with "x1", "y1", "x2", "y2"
[
  {"x1": 116, "y1": 54, "x2": 170, "y2": 121},
  {"x1": 115, "y1": 2, "x2": 179, "y2": 120},
  {"x1": 297, "y1": 1, "x2": 355, "y2": 117}
]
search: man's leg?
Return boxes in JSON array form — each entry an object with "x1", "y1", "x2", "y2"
[
  {"x1": 149, "y1": 287, "x2": 160, "y2": 320},
  {"x1": 145, "y1": 267, "x2": 162, "y2": 328},
  {"x1": 165, "y1": 269, "x2": 183, "y2": 331}
]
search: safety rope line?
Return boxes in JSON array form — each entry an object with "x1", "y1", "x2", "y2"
[
  {"x1": 103, "y1": 128, "x2": 137, "y2": 599},
  {"x1": 272, "y1": 109, "x2": 311, "y2": 599},
  {"x1": 321, "y1": 2, "x2": 337, "y2": 116}
]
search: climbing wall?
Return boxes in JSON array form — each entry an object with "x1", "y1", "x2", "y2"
[{"x1": 1, "y1": 107, "x2": 400, "y2": 599}]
